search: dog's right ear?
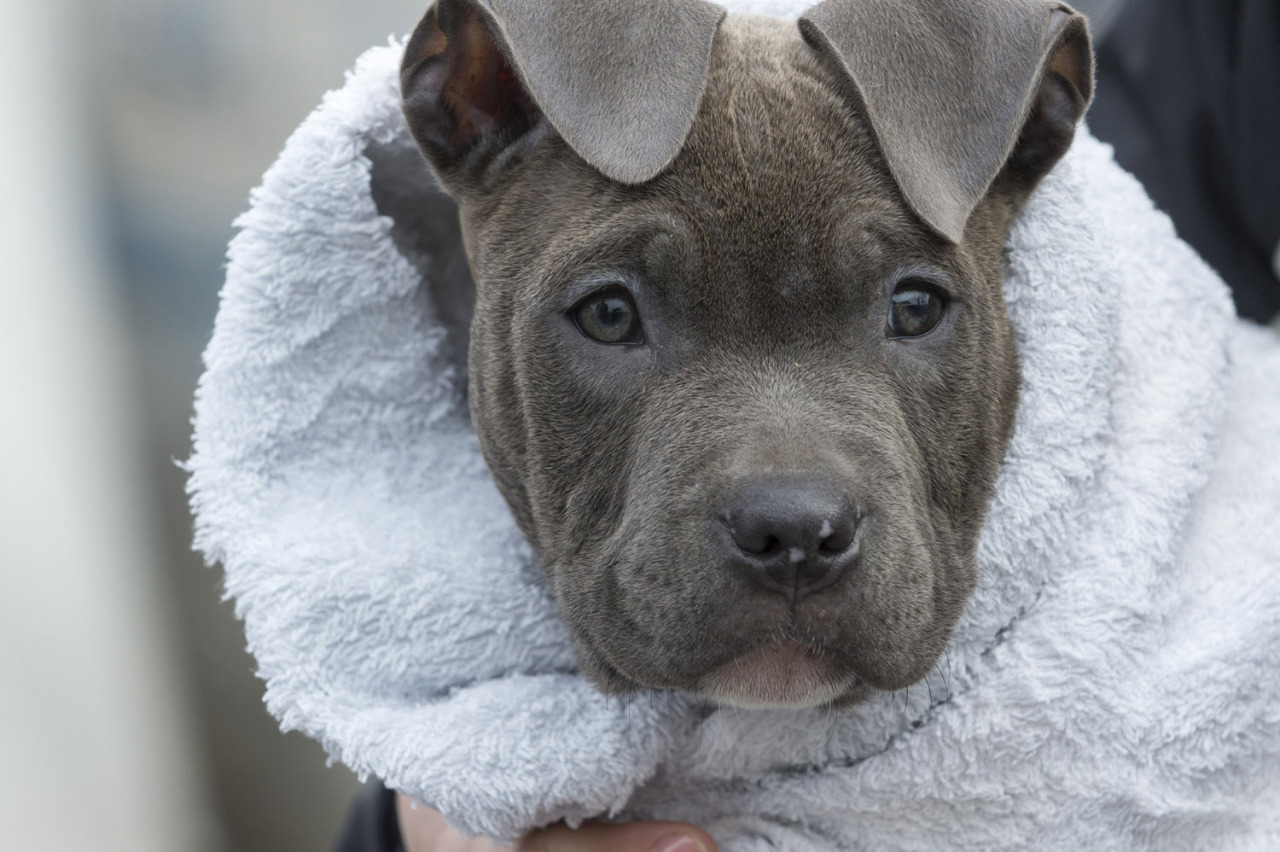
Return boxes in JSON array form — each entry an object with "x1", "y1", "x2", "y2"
[{"x1": 401, "y1": 0, "x2": 726, "y2": 192}]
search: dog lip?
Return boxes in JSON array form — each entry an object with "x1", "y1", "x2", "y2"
[{"x1": 694, "y1": 639, "x2": 857, "y2": 709}]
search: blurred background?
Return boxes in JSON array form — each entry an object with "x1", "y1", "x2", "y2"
[
  {"x1": 2, "y1": 1, "x2": 424, "y2": 849},
  {"x1": 0, "y1": 0, "x2": 1274, "y2": 850}
]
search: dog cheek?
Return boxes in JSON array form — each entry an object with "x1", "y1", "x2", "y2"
[
  {"x1": 834, "y1": 510, "x2": 948, "y2": 688},
  {"x1": 870, "y1": 403, "x2": 994, "y2": 682},
  {"x1": 597, "y1": 517, "x2": 744, "y2": 688},
  {"x1": 468, "y1": 303, "x2": 544, "y2": 547},
  {"x1": 517, "y1": 340, "x2": 645, "y2": 554},
  {"x1": 883, "y1": 299, "x2": 1016, "y2": 593}
]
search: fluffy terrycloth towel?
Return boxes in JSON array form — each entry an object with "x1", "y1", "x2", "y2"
[{"x1": 188, "y1": 12, "x2": 1280, "y2": 851}]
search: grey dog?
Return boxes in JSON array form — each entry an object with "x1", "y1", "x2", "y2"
[{"x1": 394, "y1": 0, "x2": 1093, "y2": 710}]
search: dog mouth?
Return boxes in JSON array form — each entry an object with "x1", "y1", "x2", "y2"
[{"x1": 693, "y1": 639, "x2": 858, "y2": 709}]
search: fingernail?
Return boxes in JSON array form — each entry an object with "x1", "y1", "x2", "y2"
[{"x1": 651, "y1": 835, "x2": 705, "y2": 852}]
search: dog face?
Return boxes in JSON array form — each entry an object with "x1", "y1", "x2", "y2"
[{"x1": 401, "y1": 0, "x2": 1092, "y2": 707}]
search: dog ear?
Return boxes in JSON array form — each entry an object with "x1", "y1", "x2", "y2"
[
  {"x1": 401, "y1": 0, "x2": 726, "y2": 189},
  {"x1": 799, "y1": 0, "x2": 1093, "y2": 243}
]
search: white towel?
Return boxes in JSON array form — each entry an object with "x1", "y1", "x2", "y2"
[{"x1": 187, "y1": 18, "x2": 1280, "y2": 850}]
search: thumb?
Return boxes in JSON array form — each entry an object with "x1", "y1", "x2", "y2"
[{"x1": 517, "y1": 821, "x2": 718, "y2": 852}]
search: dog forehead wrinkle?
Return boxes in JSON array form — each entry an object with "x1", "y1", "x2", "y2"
[
  {"x1": 778, "y1": 263, "x2": 820, "y2": 299},
  {"x1": 513, "y1": 206, "x2": 695, "y2": 299},
  {"x1": 677, "y1": 20, "x2": 866, "y2": 181},
  {"x1": 649, "y1": 17, "x2": 913, "y2": 315}
]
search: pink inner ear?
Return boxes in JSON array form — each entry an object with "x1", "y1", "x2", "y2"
[
  {"x1": 1047, "y1": 20, "x2": 1093, "y2": 104},
  {"x1": 439, "y1": 2, "x2": 539, "y2": 151}
]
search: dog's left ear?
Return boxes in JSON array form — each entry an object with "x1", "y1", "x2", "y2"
[{"x1": 800, "y1": 0, "x2": 1093, "y2": 243}]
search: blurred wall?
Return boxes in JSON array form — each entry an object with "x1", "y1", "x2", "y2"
[
  {"x1": 0, "y1": 0, "x2": 215, "y2": 849},
  {"x1": 1072, "y1": 0, "x2": 1124, "y2": 37},
  {"x1": 86, "y1": 1, "x2": 430, "y2": 848}
]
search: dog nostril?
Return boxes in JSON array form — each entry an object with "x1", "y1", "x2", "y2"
[
  {"x1": 726, "y1": 524, "x2": 783, "y2": 556},
  {"x1": 818, "y1": 518, "x2": 856, "y2": 554}
]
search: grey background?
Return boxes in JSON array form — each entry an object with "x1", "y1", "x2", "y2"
[{"x1": 87, "y1": 1, "x2": 424, "y2": 849}]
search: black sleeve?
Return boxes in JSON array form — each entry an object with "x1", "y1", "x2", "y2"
[
  {"x1": 1089, "y1": 0, "x2": 1280, "y2": 323},
  {"x1": 332, "y1": 784, "x2": 405, "y2": 852}
]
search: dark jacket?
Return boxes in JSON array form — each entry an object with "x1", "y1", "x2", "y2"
[
  {"x1": 333, "y1": 785, "x2": 403, "y2": 852},
  {"x1": 1089, "y1": 0, "x2": 1280, "y2": 323}
]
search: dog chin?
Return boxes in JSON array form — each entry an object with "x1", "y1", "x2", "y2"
[{"x1": 693, "y1": 640, "x2": 859, "y2": 710}]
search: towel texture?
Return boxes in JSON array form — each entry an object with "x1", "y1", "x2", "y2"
[{"x1": 188, "y1": 10, "x2": 1280, "y2": 849}]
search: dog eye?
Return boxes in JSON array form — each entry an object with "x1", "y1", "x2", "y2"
[
  {"x1": 571, "y1": 289, "x2": 644, "y2": 345},
  {"x1": 887, "y1": 281, "x2": 946, "y2": 339}
]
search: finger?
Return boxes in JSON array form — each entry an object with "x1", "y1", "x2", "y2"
[
  {"x1": 517, "y1": 821, "x2": 718, "y2": 852},
  {"x1": 396, "y1": 795, "x2": 512, "y2": 852}
]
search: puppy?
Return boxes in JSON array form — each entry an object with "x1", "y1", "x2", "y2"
[{"x1": 397, "y1": 0, "x2": 1092, "y2": 709}]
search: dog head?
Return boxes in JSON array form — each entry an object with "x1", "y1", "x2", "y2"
[{"x1": 399, "y1": 0, "x2": 1092, "y2": 708}]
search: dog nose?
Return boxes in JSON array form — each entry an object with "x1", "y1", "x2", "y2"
[{"x1": 718, "y1": 479, "x2": 860, "y2": 600}]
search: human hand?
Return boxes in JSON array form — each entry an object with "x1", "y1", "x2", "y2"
[{"x1": 396, "y1": 795, "x2": 718, "y2": 852}]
